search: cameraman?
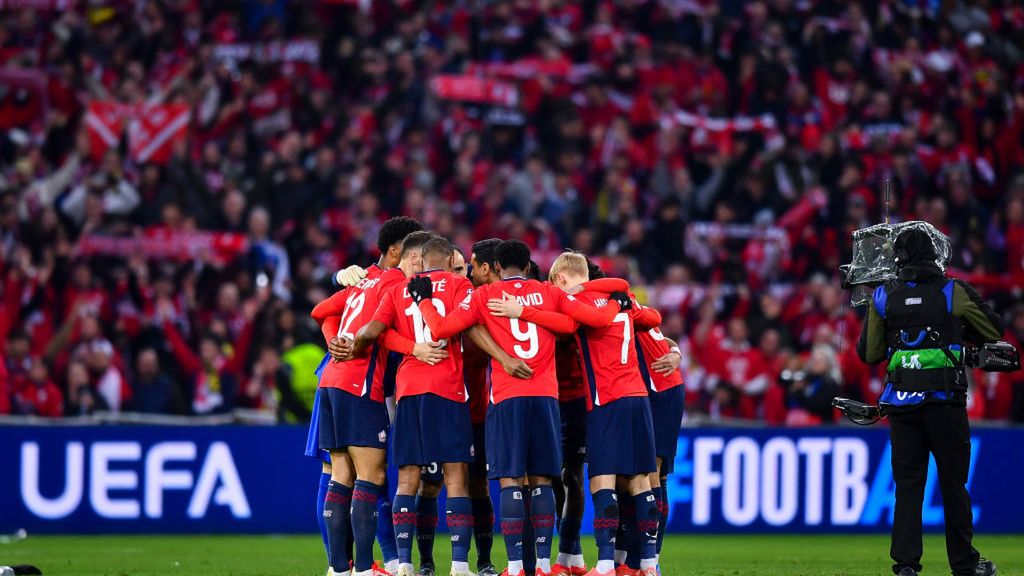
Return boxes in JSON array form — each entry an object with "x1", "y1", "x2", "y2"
[{"x1": 857, "y1": 227, "x2": 1002, "y2": 576}]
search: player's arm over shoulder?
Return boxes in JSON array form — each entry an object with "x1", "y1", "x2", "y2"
[
  {"x1": 629, "y1": 292, "x2": 662, "y2": 329},
  {"x1": 582, "y1": 277, "x2": 629, "y2": 293},
  {"x1": 352, "y1": 287, "x2": 400, "y2": 355},
  {"x1": 551, "y1": 285, "x2": 620, "y2": 327},
  {"x1": 519, "y1": 302, "x2": 578, "y2": 334},
  {"x1": 310, "y1": 288, "x2": 348, "y2": 325}
]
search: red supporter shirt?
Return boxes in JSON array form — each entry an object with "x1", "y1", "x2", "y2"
[
  {"x1": 316, "y1": 265, "x2": 405, "y2": 402},
  {"x1": 463, "y1": 337, "x2": 490, "y2": 424},
  {"x1": 14, "y1": 381, "x2": 63, "y2": 418},
  {"x1": 555, "y1": 337, "x2": 586, "y2": 402},
  {"x1": 569, "y1": 289, "x2": 650, "y2": 408},
  {"x1": 973, "y1": 368, "x2": 1014, "y2": 421},
  {"x1": 371, "y1": 269, "x2": 474, "y2": 403},
  {"x1": 419, "y1": 277, "x2": 612, "y2": 404},
  {"x1": 635, "y1": 327, "x2": 684, "y2": 393}
]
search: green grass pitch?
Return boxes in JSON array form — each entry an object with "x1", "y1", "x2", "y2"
[{"x1": 3, "y1": 534, "x2": 1023, "y2": 576}]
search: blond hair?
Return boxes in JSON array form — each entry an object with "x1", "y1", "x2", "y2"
[{"x1": 549, "y1": 251, "x2": 589, "y2": 282}]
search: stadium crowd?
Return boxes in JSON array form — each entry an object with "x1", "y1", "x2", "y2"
[{"x1": 1, "y1": 0, "x2": 1024, "y2": 423}]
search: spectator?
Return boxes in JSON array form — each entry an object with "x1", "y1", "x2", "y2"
[
  {"x1": 785, "y1": 346, "x2": 842, "y2": 426},
  {"x1": 4, "y1": 331, "x2": 33, "y2": 389},
  {"x1": 169, "y1": 330, "x2": 241, "y2": 416},
  {"x1": 240, "y1": 345, "x2": 285, "y2": 412},
  {"x1": 86, "y1": 339, "x2": 129, "y2": 413},
  {"x1": 65, "y1": 360, "x2": 107, "y2": 416},
  {"x1": 59, "y1": 152, "x2": 140, "y2": 230},
  {"x1": 247, "y1": 207, "x2": 291, "y2": 303},
  {"x1": 280, "y1": 341, "x2": 322, "y2": 423},
  {"x1": 129, "y1": 348, "x2": 177, "y2": 414},
  {"x1": 699, "y1": 316, "x2": 769, "y2": 419},
  {"x1": 11, "y1": 358, "x2": 62, "y2": 417}
]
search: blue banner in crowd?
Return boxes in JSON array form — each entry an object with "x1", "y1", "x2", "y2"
[{"x1": 2, "y1": 425, "x2": 1023, "y2": 534}]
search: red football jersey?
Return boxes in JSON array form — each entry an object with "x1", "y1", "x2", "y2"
[
  {"x1": 463, "y1": 337, "x2": 490, "y2": 423},
  {"x1": 419, "y1": 277, "x2": 578, "y2": 404},
  {"x1": 635, "y1": 327, "x2": 683, "y2": 393},
  {"x1": 570, "y1": 289, "x2": 648, "y2": 408},
  {"x1": 371, "y1": 269, "x2": 474, "y2": 402},
  {"x1": 556, "y1": 337, "x2": 586, "y2": 402},
  {"x1": 318, "y1": 265, "x2": 405, "y2": 402}
]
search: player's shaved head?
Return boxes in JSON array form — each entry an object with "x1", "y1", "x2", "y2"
[
  {"x1": 399, "y1": 230, "x2": 431, "y2": 259},
  {"x1": 549, "y1": 251, "x2": 589, "y2": 288},
  {"x1": 421, "y1": 235, "x2": 455, "y2": 269},
  {"x1": 394, "y1": 230, "x2": 431, "y2": 277},
  {"x1": 495, "y1": 240, "x2": 531, "y2": 274}
]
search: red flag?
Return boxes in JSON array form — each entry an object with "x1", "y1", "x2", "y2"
[
  {"x1": 84, "y1": 101, "x2": 124, "y2": 162},
  {"x1": 431, "y1": 75, "x2": 518, "y2": 106},
  {"x1": 128, "y1": 104, "x2": 191, "y2": 165},
  {"x1": 77, "y1": 229, "x2": 249, "y2": 265}
]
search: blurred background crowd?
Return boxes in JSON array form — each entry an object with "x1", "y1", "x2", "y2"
[{"x1": 2, "y1": 0, "x2": 1024, "y2": 425}]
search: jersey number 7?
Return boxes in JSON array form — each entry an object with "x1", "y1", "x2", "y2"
[{"x1": 613, "y1": 312, "x2": 631, "y2": 365}]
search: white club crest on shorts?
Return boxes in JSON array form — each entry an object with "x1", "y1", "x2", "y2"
[
  {"x1": 379, "y1": 429, "x2": 387, "y2": 442},
  {"x1": 470, "y1": 445, "x2": 476, "y2": 457}
]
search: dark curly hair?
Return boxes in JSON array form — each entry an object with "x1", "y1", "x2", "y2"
[
  {"x1": 377, "y1": 216, "x2": 424, "y2": 255},
  {"x1": 495, "y1": 240, "x2": 531, "y2": 271}
]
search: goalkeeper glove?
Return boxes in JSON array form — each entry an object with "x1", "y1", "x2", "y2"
[{"x1": 333, "y1": 265, "x2": 367, "y2": 288}]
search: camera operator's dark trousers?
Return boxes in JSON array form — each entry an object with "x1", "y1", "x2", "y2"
[{"x1": 889, "y1": 403, "x2": 980, "y2": 575}]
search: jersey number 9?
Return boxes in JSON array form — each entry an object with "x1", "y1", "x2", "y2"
[{"x1": 510, "y1": 318, "x2": 539, "y2": 359}]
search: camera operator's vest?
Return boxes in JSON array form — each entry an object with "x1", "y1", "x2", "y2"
[{"x1": 877, "y1": 279, "x2": 966, "y2": 394}]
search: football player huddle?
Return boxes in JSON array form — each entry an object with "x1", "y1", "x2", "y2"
[{"x1": 307, "y1": 217, "x2": 685, "y2": 576}]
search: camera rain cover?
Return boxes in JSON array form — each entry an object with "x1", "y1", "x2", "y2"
[{"x1": 841, "y1": 221, "x2": 951, "y2": 305}]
